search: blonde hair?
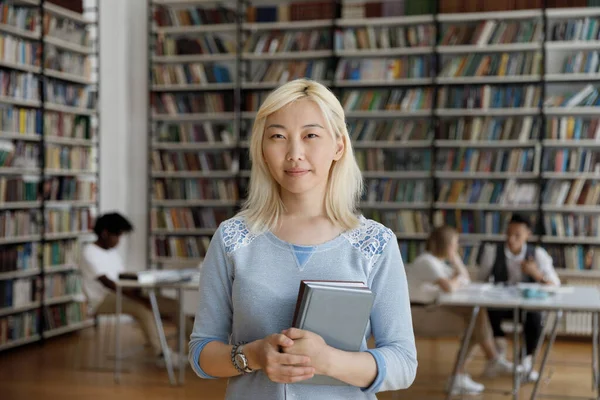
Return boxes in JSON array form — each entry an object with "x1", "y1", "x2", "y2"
[
  {"x1": 426, "y1": 225, "x2": 458, "y2": 258},
  {"x1": 239, "y1": 79, "x2": 363, "y2": 233}
]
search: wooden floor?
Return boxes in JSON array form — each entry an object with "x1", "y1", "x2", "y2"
[{"x1": 0, "y1": 321, "x2": 596, "y2": 400}]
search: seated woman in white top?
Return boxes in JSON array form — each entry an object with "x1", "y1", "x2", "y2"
[{"x1": 406, "y1": 225, "x2": 519, "y2": 395}]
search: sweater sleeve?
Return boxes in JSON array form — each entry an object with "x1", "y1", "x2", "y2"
[
  {"x1": 188, "y1": 225, "x2": 233, "y2": 379},
  {"x1": 363, "y1": 235, "x2": 418, "y2": 393}
]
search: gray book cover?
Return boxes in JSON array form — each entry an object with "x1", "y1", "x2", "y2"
[{"x1": 292, "y1": 281, "x2": 374, "y2": 386}]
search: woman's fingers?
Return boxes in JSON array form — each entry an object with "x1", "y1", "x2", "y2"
[{"x1": 278, "y1": 352, "x2": 311, "y2": 366}]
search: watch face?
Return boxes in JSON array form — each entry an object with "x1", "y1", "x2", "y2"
[{"x1": 235, "y1": 353, "x2": 247, "y2": 368}]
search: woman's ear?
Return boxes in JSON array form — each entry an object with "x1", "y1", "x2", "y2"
[{"x1": 333, "y1": 137, "x2": 345, "y2": 161}]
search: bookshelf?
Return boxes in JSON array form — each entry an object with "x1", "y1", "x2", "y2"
[
  {"x1": 147, "y1": 0, "x2": 600, "y2": 337},
  {"x1": 0, "y1": 0, "x2": 98, "y2": 352}
]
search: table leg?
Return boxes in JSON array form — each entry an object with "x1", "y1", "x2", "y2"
[
  {"x1": 530, "y1": 310, "x2": 562, "y2": 400},
  {"x1": 595, "y1": 312, "x2": 600, "y2": 400},
  {"x1": 148, "y1": 289, "x2": 176, "y2": 386},
  {"x1": 178, "y1": 287, "x2": 185, "y2": 385},
  {"x1": 445, "y1": 305, "x2": 480, "y2": 400},
  {"x1": 592, "y1": 312, "x2": 598, "y2": 393},
  {"x1": 530, "y1": 311, "x2": 553, "y2": 374},
  {"x1": 115, "y1": 284, "x2": 122, "y2": 383},
  {"x1": 513, "y1": 308, "x2": 521, "y2": 400}
]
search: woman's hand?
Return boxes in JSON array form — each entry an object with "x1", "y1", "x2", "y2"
[
  {"x1": 281, "y1": 328, "x2": 332, "y2": 376},
  {"x1": 244, "y1": 334, "x2": 315, "y2": 383}
]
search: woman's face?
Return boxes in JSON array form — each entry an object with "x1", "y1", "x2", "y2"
[{"x1": 261, "y1": 99, "x2": 344, "y2": 200}]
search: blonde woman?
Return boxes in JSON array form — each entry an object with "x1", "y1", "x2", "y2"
[
  {"x1": 407, "y1": 226, "x2": 519, "y2": 395},
  {"x1": 188, "y1": 79, "x2": 417, "y2": 399}
]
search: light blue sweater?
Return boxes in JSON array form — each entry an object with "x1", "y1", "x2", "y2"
[{"x1": 189, "y1": 215, "x2": 417, "y2": 399}]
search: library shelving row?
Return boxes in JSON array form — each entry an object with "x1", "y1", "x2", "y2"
[
  {"x1": 0, "y1": 0, "x2": 98, "y2": 352},
  {"x1": 147, "y1": 0, "x2": 600, "y2": 285}
]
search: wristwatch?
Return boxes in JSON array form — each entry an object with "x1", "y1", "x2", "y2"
[{"x1": 231, "y1": 343, "x2": 253, "y2": 374}]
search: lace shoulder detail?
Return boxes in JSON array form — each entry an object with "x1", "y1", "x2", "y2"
[
  {"x1": 221, "y1": 217, "x2": 257, "y2": 255},
  {"x1": 342, "y1": 216, "x2": 394, "y2": 265}
]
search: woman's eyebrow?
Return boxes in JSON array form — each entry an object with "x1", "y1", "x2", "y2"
[{"x1": 303, "y1": 123, "x2": 324, "y2": 129}]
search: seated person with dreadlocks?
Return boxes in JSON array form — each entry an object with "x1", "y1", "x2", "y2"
[{"x1": 80, "y1": 212, "x2": 192, "y2": 366}]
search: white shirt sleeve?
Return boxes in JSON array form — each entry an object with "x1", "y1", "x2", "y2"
[
  {"x1": 477, "y1": 244, "x2": 496, "y2": 282},
  {"x1": 535, "y1": 247, "x2": 561, "y2": 286}
]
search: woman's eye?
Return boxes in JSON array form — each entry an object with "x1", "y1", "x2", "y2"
[
  {"x1": 306, "y1": 133, "x2": 319, "y2": 139},
  {"x1": 270, "y1": 134, "x2": 285, "y2": 139}
]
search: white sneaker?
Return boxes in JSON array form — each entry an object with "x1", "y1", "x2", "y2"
[
  {"x1": 495, "y1": 338, "x2": 508, "y2": 358},
  {"x1": 156, "y1": 348, "x2": 186, "y2": 368},
  {"x1": 447, "y1": 373, "x2": 485, "y2": 395},
  {"x1": 521, "y1": 355, "x2": 539, "y2": 382},
  {"x1": 482, "y1": 356, "x2": 523, "y2": 378}
]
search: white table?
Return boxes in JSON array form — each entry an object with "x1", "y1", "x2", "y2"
[
  {"x1": 438, "y1": 284, "x2": 600, "y2": 400},
  {"x1": 438, "y1": 284, "x2": 523, "y2": 400},
  {"x1": 114, "y1": 279, "x2": 199, "y2": 386}
]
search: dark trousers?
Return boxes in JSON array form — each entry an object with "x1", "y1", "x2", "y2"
[{"x1": 487, "y1": 309, "x2": 543, "y2": 356}]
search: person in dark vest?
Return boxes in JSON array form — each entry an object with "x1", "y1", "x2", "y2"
[{"x1": 478, "y1": 214, "x2": 560, "y2": 382}]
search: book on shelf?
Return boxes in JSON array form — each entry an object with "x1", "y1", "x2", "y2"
[
  {"x1": 439, "y1": 0, "x2": 543, "y2": 13},
  {"x1": 249, "y1": 60, "x2": 330, "y2": 84},
  {"x1": 362, "y1": 210, "x2": 430, "y2": 234},
  {"x1": 244, "y1": 30, "x2": 332, "y2": 54},
  {"x1": 335, "y1": 25, "x2": 435, "y2": 51},
  {"x1": 154, "y1": 35, "x2": 235, "y2": 57},
  {"x1": 44, "y1": 207, "x2": 91, "y2": 235},
  {"x1": 0, "y1": 309, "x2": 40, "y2": 346},
  {"x1": 151, "y1": 150, "x2": 239, "y2": 173},
  {"x1": 154, "y1": 4, "x2": 236, "y2": 27},
  {"x1": 0, "y1": 243, "x2": 38, "y2": 274},
  {"x1": 543, "y1": 214, "x2": 600, "y2": 237},
  {"x1": 152, "y1": 178, "x2": 239, "y2": 202},
  {"x1": 436, "y1": 148, "x2": 537, "y2": 173},
  {"x1": 0, "y1": 70, "x2": 39, "y2": 102},
  {"x1": 44, "y1": 80, "x2": 96, "y2": 110},
  {"x1": 291, "y1": 280, "x2": 374, "y2": 386},
  {"x1": 44, "y1": 45, "x2": 92, "y2": 79},
  {"x1": 341, "y1": 0, "x2": 435, "y2": 18},
  {"x1": 0, "y1": 176, "x2": 39, "y2": 202},
  {"x1": 43, "y1": 12, "x2": 90, "y2": 48},
  {"x1": 437, "y1": 85, "x2": 542, "y2": 110},
  {"x1": 0, "y1": 210, "x2": 40, "y2": 238},
  {"x1": 152, "y1": 64, "x2": 233, "y2": 86},
  {"x1": 440, "y1": 117, "x2": 539, "y2": 141},
  {"x1": 43, "y1": 301, "x2": 87, "y2": 332},
  {"x1": 437, "y1": 180, "x2": 539, "y2": 206},
  {"x1": 560, "y1": 51, "x2": 600, "y2": 75},
  {"x1": 335, "y1": 57, "x2": 431, "y2": 81},
  {"x1": 0, "y1": 140, "x2": 39, "y2": 169},
  {"x1": 119, "y1": 268, "x2": 199, "y2": 285},
  {"x1": 246, "y1": 2, "x2": 336, "y2": 23},
  {"x1": 545, "y1": 84, "x2": 600, "y2": 108},
  {"x1": 341, "y1": 88, "x2": 433, "y2": 112},
  {"x1": 440, "y1": 20, "x2": 542, "y2": 46},
  {"x1": 44, "y1": 240, "x2": 80, "y2": 267},
  {"x1": 152, "y1": 93, "x2": 231, "y2": 115},
  {"x1": 0, "y1": 34, "x2": 40, "y2": 69},
  {"x1": 362, "y1": 179, "x2": 431, "y2": 203},
  {"x1": 434, "y1": 210, "x2": 537, "y2": 236},
  {"x1": 439, "y1": 52, "x2": 542, "y2": 78},
  {"x1": 0, "y1": 3, "x2": 40, "y2": 34},
  {"x1": 152, "y1": 236, "x2": 211, "y2": 259},
  {"x1": 0, "y1": 106, "x2": 42, "y2": 136},
  {"x1": 546, "y1": 245, "x2": 600, "y2": 271},
  {"x1": 45, "y1": 145, "x2": 92, "y2": 171},
  {"x1": 549, "y1": 17, "x2": 600, "y2": 42},
  {"x1": 43, "y1": 176, "x2": 96, "y2": 202},
  {"x1": 0, "y1": 276, "x2": 39, "y2": 308},
  {"x1": 348, "y1": 120, "x2": 431, "y2": 142},
  {"x1": 543, "y1": 179, "x2": 600, "y2": 206},
  {"x1": 355, "y1": 149, "x2": 431, "y2": 172},
  {"x1": 155, "y1": 122, "x2": 234, "y2": 144},
  {"x1": 150, "y1": 207, "x2": 234, "y2": 231},
  {"x1": 44, "y1": 112, "x2": 92, "y2": 140},
  {"x1": 542, "y1": 149, "x2": 600, "y2": 173},
  {"x1": 44, "y1": 273, "x2": 81, "y2": 300}
]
